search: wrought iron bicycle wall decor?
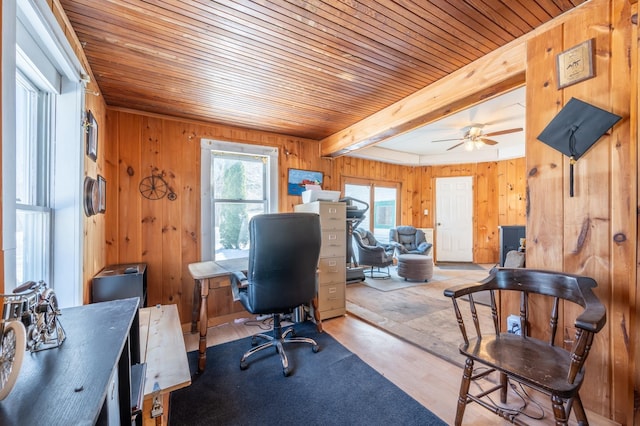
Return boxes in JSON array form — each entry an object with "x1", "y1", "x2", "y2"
[{"x1": 139, "y1": 174, "x2": 177, "y2": 201}]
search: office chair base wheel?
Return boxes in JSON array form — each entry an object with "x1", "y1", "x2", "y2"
[
  {"x1": 312, "y1": 345, "x2": 320, "y2": 353},
  {"x1": 282, "y1": 366, "x2": 291, "y2": 377},
  {"x1": 240, "y1": 360, "x2": 248, "y2": 370}
]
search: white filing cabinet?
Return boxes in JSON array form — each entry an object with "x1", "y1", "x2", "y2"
[{"x1": 295, "y1": 201, "x2": 346, "y2": 319}]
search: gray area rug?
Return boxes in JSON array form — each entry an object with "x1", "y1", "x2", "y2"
[
  {"x1": 356, "y1": 271, "x2": 450, "y2": 292},
  {"x1": 346, "y1": 265, "x2": 494, "y2": 367}
]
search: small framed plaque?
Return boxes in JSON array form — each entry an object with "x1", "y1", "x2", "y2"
[
  {"x1": 85, "y1": 110, "x2": 98, "y2": 162},
  {"x1": 556, "y1": 39, "x2": 594, "y2": 89}
]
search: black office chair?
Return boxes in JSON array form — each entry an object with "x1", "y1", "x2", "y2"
[{"x1": 230, "y1": 212, "x2": 322, "y2": 376}]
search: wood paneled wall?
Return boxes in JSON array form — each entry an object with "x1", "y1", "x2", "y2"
[
  {"x1": 524, "y1": 0, "x2": 635, "y2": 422},
  {"x1": 105, "y1": 109, "x2": 525, "y2": 326},
  {"x1": 105, "y1": 110, "x2": 326, "y2": 321},
  {"x1": 82, "y1": 94, "x2": 107, "y2": 304}
]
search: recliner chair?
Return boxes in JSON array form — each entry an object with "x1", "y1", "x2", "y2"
[
  {"x1": 352, "y1": 228, "x2": 394, "y2": 278},
  {"x1": 389, "y1": 226, "x2": 432, "y2": 255},
  {"x1": 230, "y1": 212, "x2": 322, "y2": 376}
]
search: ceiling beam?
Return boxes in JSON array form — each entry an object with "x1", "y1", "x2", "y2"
[
  {"x1": 320, "y1": 40, "x2": 526, "y2": 157},
  {"x1": 319, "y1": 0, "x2": 601, "y2": 158}
]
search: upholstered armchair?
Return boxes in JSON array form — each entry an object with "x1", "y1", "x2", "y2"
[
  {"x1": 352, "y1": 228, "x2": 394, "y2": 278},
  {"x1": 389, "y1": 226, "x2": 432, "y2": 256}
]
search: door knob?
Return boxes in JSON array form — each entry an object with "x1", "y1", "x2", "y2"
[{"x1": 437, "y1": 222, "x2": 441, "y2": 226}]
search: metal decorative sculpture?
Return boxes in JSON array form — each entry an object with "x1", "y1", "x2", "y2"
[{"x1": 0, "y1": 281, "x2": 66, "y2": 400}]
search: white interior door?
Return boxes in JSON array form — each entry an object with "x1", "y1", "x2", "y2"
[{"x1": 435, "y1": 176, "x2": 473, "y2": 262}]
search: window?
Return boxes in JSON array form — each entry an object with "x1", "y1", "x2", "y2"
[
  {"x1": 15, "y1": 72, "x2": 52, "y2": 284},
  {"x1": 201, "y1": 140, "x2": 278, "y2": 261},
  {"x1": 2, "y1": 1, "x2": 85, "y2": 305},
  {"x1": 344, "y1": 180, "x2": 399, "y2": 244}
]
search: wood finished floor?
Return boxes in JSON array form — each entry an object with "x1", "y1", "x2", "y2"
[{"x1": 183, "y1": 313, "x2": 617, "y2": 426}]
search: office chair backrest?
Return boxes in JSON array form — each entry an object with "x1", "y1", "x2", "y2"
[{"x1": 246, "y1": 213, "x2": 321, "y2": 313}]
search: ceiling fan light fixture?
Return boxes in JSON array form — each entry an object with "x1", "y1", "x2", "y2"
[
  {"x1": 464, "y1": 140, "x2": 475, "y2": 151},
  {"x1": 468, "y1": 126, "x2": 483, "y2": 138},
  {"x1": 474, "y1": 140, "x2": 484, "y2": 149}
]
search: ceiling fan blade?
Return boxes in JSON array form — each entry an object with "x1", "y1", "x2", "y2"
[
  {"x1": 483, "y1": 127, "x2": 523, "y2": 137},
  {"x1": 432, "y1": 137, "x2": 462, "y2": 143},
  {"x1": 479, "y1": 138, "x2": 498, "y2": 146},
  {"x1": 447, "y1": 142, "x2": 464, "y2": 151}
]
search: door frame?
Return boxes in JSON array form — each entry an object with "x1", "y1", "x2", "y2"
[{"x1": 434, "y1": 176, "x2": 474, "y2": 262}]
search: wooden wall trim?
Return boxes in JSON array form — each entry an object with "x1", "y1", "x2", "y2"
[
  {"x1": 631, "y1": 2, "x2": 639, "y2": 422},
  {"x1": 107, "y1": 105, "x2": 318, "y2": 145},
  {"x1": 49, "y1": 0, "x2": 100, "y2": 96}
]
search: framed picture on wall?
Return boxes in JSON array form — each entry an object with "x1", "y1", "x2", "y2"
[
  {"x1": 287, "y1": 168, "x2": 323, "y2": 195},
  {"x1": 85, "y1": 110, "x2": 98, "y2": 162},
  {"x1": 97, "y1": 175, "x2": 106, "y2": 213},
  {"x1": 556, "y1": 39, "x2": 594, "y2": 89}
]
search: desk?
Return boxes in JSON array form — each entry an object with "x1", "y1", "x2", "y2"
[
  {"x1": 188, "y1": 258, "x2": 322, "y2": 373},
  {"x1": 0, "y1": 298, "x2": 139, "y2": 425}
]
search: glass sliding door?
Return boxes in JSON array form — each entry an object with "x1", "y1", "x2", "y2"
[{"x1": 344, "y1": 180, "x2": 399, "y2": 244}]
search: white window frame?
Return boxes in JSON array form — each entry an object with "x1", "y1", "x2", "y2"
[
  {"x1": 200, "y1": 139, "x2": 278, "y2": 261},
  {"x1": 15, "y1": 70, "x2": 53, "y2": 285},
  {"x1": 3, "y1": 0, "x2": 85, "y2": 307}
]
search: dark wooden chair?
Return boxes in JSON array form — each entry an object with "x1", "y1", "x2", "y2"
[{"x1": 444, "y1": 268, "x2": 606, "y2": 425}]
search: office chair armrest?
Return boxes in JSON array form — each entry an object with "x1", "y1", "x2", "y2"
[{"x1": 229, "y1": 271, "x2": 248, "y2": 301}]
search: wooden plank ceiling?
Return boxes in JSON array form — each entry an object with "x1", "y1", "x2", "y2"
[{"x1": 60, "y1": 0, "x2": 585, "y2": 141}]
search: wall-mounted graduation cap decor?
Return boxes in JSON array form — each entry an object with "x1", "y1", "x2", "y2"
[{"x1": 537, "y1": 98, "x2": 622, "y2": 197}]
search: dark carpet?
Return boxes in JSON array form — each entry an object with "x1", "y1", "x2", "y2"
[{"x1": 169, "y1": 321, "x2": 446, "y2": 426}]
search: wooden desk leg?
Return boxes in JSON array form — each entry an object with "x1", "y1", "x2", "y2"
[
  {"x1": 191, "y1": 279, "x2": 201, "y2": 333},
  {"x1": 198, "y1": 279, "x2": 209, "y2": 373}
]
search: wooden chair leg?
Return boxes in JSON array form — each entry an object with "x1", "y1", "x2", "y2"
[
  {"x1": 499, "y1": 372, "x2": 508, "y2": 403},
  {"x1": 551, "y1": 394, "x2": 569, "y2": 426},
  {"x1": 571, "y1": 393, "x2": 588, "y2": 426},
  {"x1": 454, "y1": 358, "x2": 474, "y2": 426}
]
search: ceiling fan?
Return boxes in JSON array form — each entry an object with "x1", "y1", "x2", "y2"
[{"x1": 433, "y1": 124, "x2": 523, "y2": 151}]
